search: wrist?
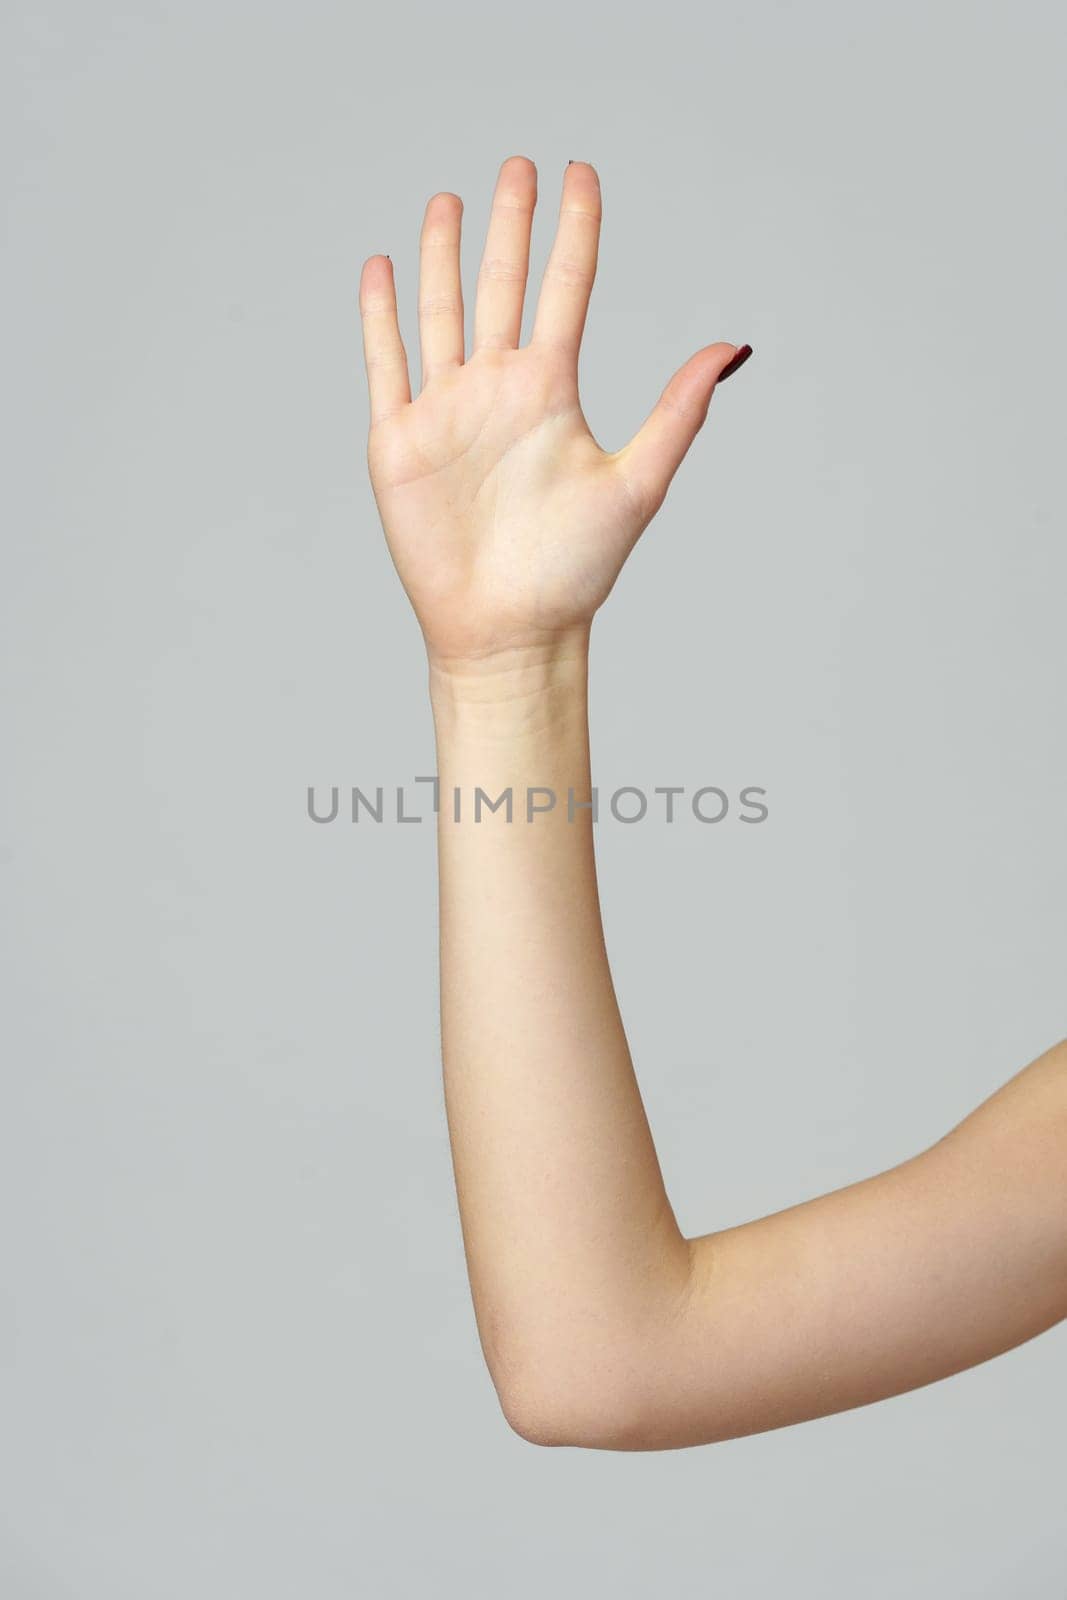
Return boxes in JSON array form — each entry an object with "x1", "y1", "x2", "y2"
[{"x1": 427, "y1": 628, "x2": 591, "y2": 732}]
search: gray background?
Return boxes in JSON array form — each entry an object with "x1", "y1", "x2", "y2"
[{"x1": 3, "y1": 0, "x2": 1065, "y2": 1594}]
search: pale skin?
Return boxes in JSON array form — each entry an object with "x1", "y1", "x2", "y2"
[{"x1": 359, "y1": 155, "x2": 1067, "y2": 1450}]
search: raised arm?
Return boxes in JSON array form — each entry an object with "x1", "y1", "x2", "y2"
[{"x1": 359, "y1": 155, "x2": 1067, "y2": 1450}]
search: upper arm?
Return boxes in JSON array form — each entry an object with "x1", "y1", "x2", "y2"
[{"x1": 612, "y1": 1040, "x2": 1067, "y2": 1450}]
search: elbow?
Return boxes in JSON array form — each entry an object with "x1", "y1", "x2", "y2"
[
  {"x1": 497, "y1": 1390, "x2": 638, "y2": 1451},
  {"x1": 491, "y1": 1347, "x2": 677, "y2": 1452},
  {"x1": 479, "y1": 1257, "x2": 705, "y2": 1449},
  {"x1": 498, "y1": 1389, "x2": 574, "y2": 1449}
]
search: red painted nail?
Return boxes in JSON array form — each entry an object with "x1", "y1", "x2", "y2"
[{"x1": 718, "y1": 343, "x2": 753, "y2": 383}]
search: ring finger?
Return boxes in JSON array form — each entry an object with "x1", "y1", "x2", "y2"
[{"x1": 418, "y1": 191, "x2": 465, "y2": 385}]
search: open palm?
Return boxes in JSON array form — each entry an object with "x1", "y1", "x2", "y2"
[{"x1": 359, "y1": 157, "x2": 751, "y2": 666}]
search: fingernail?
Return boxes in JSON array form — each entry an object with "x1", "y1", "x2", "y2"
[{"x1": 718, "y1": 343, "x2": 753, "y2": 383}]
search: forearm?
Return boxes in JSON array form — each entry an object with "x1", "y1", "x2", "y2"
[
  {"x1": 430, "y1": 634, "x2": 690, "y2": 1443},
  {"x1": 431, "y1": 640, "x2": 1067, "y2": 1453}
]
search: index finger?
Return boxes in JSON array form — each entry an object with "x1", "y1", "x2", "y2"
[{"x1": 530, "y1": 162, "x2": 602, "y2": 358}]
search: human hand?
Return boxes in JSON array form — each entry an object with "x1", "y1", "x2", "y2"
[{"x1": 359, "y1": 156, "x2": 751, "y2": 672}]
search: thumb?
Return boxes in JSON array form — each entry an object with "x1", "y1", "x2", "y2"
[{"x1": 614, "y1": 342, "x2": 752, "y2": 520}]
